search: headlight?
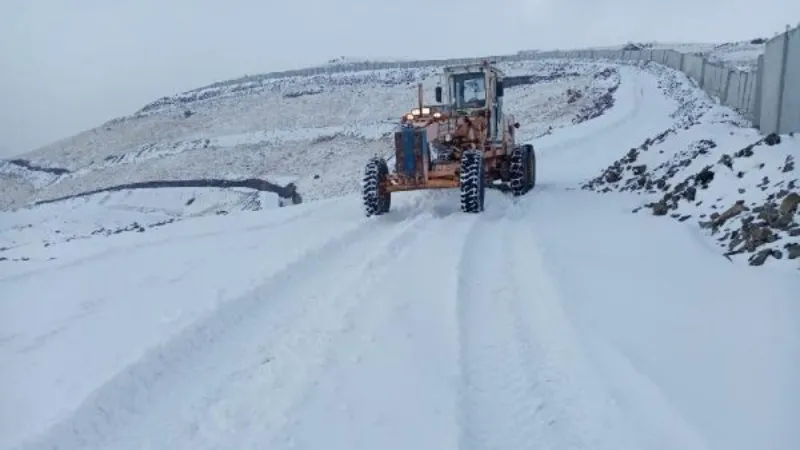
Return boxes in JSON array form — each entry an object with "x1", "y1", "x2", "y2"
[
  {"x1": 411, "y1": 108, "x2": 421, "y2": 116},
  {"x1": 422, "y1": 107, "x2": 431, "y2": 115},
  {"x1": 406, "y1": 114, "x2": 414, "y2": 120},
  {"x1": 433, "y1": 112, "x2": 442, "y2": 119}
]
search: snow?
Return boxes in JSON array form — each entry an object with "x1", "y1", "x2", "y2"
[
  {"x1": 2, "y1": 55, "x2": 799, "y2": 450},
  {"x1": 558, "y1": 40, "x2": 766, "y2": 71},
  {"x1": 0, "y1": 187, "x2": 281, "y2": 264},
  {"x1": 0, "y1": 160, "x2": 63, "y2": 190},
  {"x1": 320, "y1": 56, "x2": 411, "y2": 67},
  {"x1": 581, "y1": 61, "x2": 800, "y2": 269},
  {"x1": 529, "y1": 189, "x2": 800, "y2": 450}
]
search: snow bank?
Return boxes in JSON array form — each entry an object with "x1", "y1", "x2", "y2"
[
  {"x1": 581, "y1": 61, "x2": 799, "y2": 269},
  {"x1": 0, "y1": 187, "x2": 281, "y2": 265}
]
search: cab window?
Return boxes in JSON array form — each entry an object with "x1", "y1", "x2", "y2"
[{"x1": 452, "y1": 73, "x2": 486, "y2": 108}]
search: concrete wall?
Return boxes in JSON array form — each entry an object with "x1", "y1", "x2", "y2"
[
  {"x1": 532, "y1": 47, "x2": 766, "y2": 128},
  {"x1": 779, "y1": 26, "x2": 800, "y2": 134},
  {"x1": 760, "y1": 34, "x2": 787, "y2": 134},
  {"x1": 535, "y1": 25, "x2": 800, "y2": 135}
]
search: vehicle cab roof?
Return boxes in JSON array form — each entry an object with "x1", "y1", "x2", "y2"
[{"x1": 442, "y1": 62, "x2": 506, "y2": 78}]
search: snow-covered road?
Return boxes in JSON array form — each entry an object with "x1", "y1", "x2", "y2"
[{"x1": 3, "y1": 66, "x2": 799, "y2": 450}]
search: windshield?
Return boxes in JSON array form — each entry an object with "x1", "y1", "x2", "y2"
[{"x1": 452, "y1": 73, "x2": 486, "y2": 108}]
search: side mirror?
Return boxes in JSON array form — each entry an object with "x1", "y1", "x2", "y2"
[
  {"x1": 496, "y1": 81, "x2": 504, "y2": 97},
  {"x1": 514, "y1": 122, "x2": 520, "y2": 129},
  {"x1": 435, "y1": 86, "x2": 442, "y2": 103}
]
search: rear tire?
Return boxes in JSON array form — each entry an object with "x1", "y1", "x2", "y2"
[
  {"x1": 510, "y1": 144, "x2": 536, "y2": 195},
  {"x1": 460, "y1": 149, "x2": 485, "y2": 213},
  {"x1": 524, "y1": 144, "x2": 536, "y2": 191},
  {"x1": 509, "y1": 146, "x2": 526, "y2": 196},
  {"x1": 363, "y1": 157, "x2": 390, "y2": 217}
]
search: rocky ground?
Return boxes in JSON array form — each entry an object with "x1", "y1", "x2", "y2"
[
  {"x1": 582, "y1": 61, "x2": 799, "y2": 269},
  {"x1": 572, "y1": 67, "x2": 619, "y2": 125}
]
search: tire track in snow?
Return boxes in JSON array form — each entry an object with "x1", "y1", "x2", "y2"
[
  {"x1": 519, "y1": 198, "x2": 712, "y2": 450},
  {"x1": 507, "y1": 202, "x2": 643, "y2": 449},
  {"x1": 454, "y1": 206, "x2": 543, "y2": 450},
  {"x1": 172, "y1": 212, "x2": 438, "y2": 450},
  {"x1": 19, "y1": 210, "x2": 432, "y2": 450},
  {"x1": 455, "y1": 199, "x2": 644, "y2": 450},
  {"x1": 267, "y1": 209, "x2": 478, "y2": 450}
]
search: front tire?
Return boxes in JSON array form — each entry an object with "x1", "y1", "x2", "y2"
[
  {"x1": 363, "y1": 157, "x2": 390, "y2": 217},
  {"x1": 524, "y1": 144, "x2": 536, "y2": 191},
  {"x1": 510, "y1": 144, "x2": 536, "y2": 195},
  {"x1": 460, "y1": 149, "x2": 485, "y2": 213},
  {"x1": 509, "y1": 146, "x2": 526, "y2": 196}
]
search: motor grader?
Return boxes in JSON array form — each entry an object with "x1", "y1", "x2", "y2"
[{"x1": 362, "y1": 60, "x2": 536, "y2": 216}]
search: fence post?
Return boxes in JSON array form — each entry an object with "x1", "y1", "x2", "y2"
[
  {"x1": 774, "y1": 27, "x2": 791, "y2": 134},
  {"x1": 723, "y1": 69, "x2": 732, "y2": 104},
  {"x1": 699, "y1": 59, "x2": 706, "y2": 88},
  {"x1": 754, "y1": 55, "x2": 764, "y2": 128}
]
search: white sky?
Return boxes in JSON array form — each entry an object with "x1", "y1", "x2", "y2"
[{"x1": 1, "y1": 0, "x2": 797, "y2": 157}]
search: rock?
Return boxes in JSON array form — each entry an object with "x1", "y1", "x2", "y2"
[
  {"x1": 683, "y1": 186, "x2": 697, "y2": 202},
  {"x1": 779, "y1": 192, "x2": 800, "y2": 216},
  {"x1": 781, "y1": 155, "x2": 794, "y2": 173},
  {"x1": 651, "y1": 201, "x2": 669, "y2": 216},
  {"x1": 695, "y1": 166, "x2": 714, "y2": 188},
  {"x1": 718, "y1": 154, "x2": 733, "y2": 169},
  {"x1": 710, "y1": 200, "x2": 748, "y2": 228},
  {"x1": 764, "y1": 133, "x2": 781, "y2": 146},
  {"x1": 566, "y1": 88, "x2": 583, "y2": 104},
  {"x1": 744, "y1": 225, "x2": 776, "y2": 251},
  {"x1": 622, "y1": 149, "x2": 639, "y2": 163},
  {"x1": 734, "y1": 144, "x2": 755, "y2": 158},
  {"x1": 785, "y1": 243, "x2": 800, "y2": 259},
  {"x1": 748, "y1": 248, "x2": 780, "y2": 266},
  {"x1": 605, "y1": 169, "x2": 621, "y2": 183}
]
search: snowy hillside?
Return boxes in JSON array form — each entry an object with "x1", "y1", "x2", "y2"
[
  {"x1": 579, "y1": 61, "x2": 799, "y2": 268},
  {"x1": 1, "y1": 59, "x2": 799, "y2": 450},
  {"x1": 1, "y1": 59, "x2": 613, "y2": 210},
  {"x1": 558, "y1": 39, "x2": 767, "y2": 71},
  {"x1": 0, "y1": 58, "x2": 621, "y2": 260}
]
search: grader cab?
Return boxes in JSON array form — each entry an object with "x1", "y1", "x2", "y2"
[{"x1": 362, "y1": 61, "x2": 536, "y2": 216}]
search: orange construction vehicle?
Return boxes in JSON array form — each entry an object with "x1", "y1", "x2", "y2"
[{"x1": 362, "y1": 60, "x2": 536, "y2": 216}]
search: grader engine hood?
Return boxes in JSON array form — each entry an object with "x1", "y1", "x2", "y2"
[{"x1": 394, "y1": 126, "x2": 429, "y2": 178}]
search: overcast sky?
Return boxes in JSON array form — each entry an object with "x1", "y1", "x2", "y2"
[{"x1": 1, "y1": 0, "x2": 797, "y2": 157}]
